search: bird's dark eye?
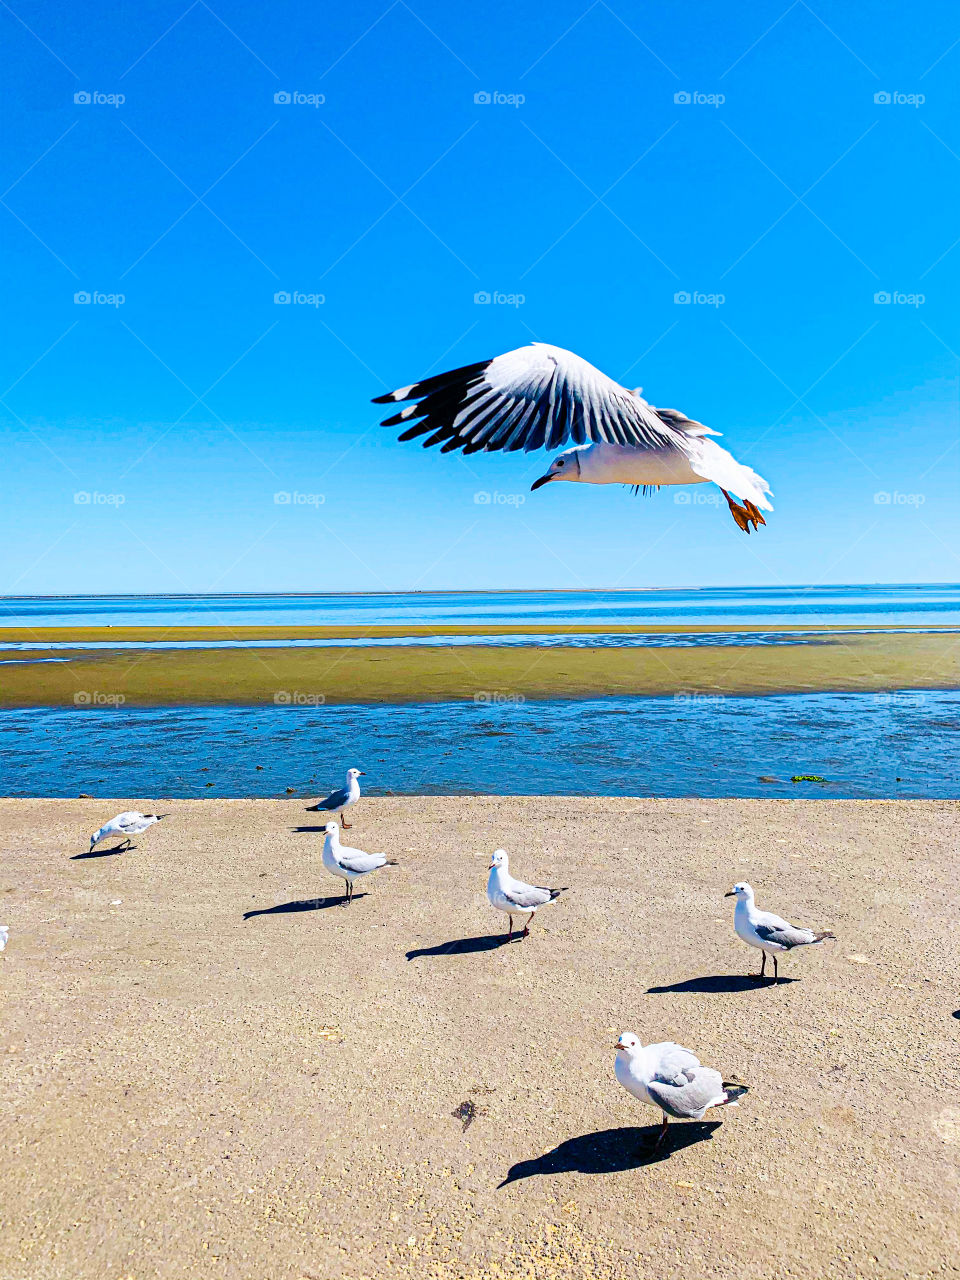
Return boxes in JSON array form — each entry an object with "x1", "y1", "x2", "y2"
[{"x1": 557, "y1": 459, "x2": 565, "y2": 467}]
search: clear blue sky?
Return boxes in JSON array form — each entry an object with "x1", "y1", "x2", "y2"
[{"x1": 3, "y1": 0, "x2": 958, "y2": 593}]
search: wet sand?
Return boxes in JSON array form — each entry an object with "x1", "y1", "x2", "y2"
[
  {"x1": 1, "y1": 797, "x2": 959, "y2": 1279},
  {"x1": 1, "y1": 631, "x2": 958, "y2": 706}
]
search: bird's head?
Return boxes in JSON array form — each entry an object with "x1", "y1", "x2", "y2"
[
  {"x1": 616, "y1": 1031, "x2": 641, "y2": 1053},
  {"x1": 489, "y1": 848, "x2": 508, "y2": 870},
  {"x1": 322, "y1": 821, "x2": 339, "y2": 836},
  {"x1": 346, "y1": 768, "x2": 365, "y2": 780},
  {"x1": 89, "y1": 832, "x2": 98, "y2": 850},
  {"x1": 724, "y1": 881, "x2": 753, "y2": 900},
  {"x1": 530, "y1": 447, "x2": 583, "y2": 491}
]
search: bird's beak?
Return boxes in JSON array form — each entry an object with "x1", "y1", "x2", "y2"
[
  {"x1": 724, "y1": 891, "x2": 736, "y2": 897},
  {"x1": 357, "y1": 771, "x2": 366, "y2": 776},
  {"x1": 530, "y1": 472, "x2": 553, "y2": 492}
]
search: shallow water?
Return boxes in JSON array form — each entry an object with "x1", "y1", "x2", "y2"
[
  {"x1": 3, "y1": 584, "x2": 959, "y2": 629},
  {"x1": 2, "y1": 691, "x2": 957, "y2": 799}
]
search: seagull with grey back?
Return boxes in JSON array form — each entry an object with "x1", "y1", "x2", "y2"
[
  {"x1": 373, "y1": 343, "x2": 772, "y2": 533},
  {"x1": 307, "y1": 767, "x2": 364, "y2": 829},
  {"x1": 321, "y1": 821, "x2": 397, "y2": 905},
  {"x1": 89, "y1": 811, "x2": 168, "y2": 853},
  {"x1": 725, "y1": 881, "x2": 836, "y2": 983},
  {"x1": 615, "y1": 1031, "x2": 748, "y2": 1148},
  {"x1": 486, "y1": 849, "x2": 567, "y2": 941}
]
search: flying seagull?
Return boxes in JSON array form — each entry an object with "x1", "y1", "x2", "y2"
[
  {"x1": 321, "y1": 821, "x2": 397, "y2": 904},
  {"x1": 725, "y1": 881, "x2": 836, "y2": 983},
  {"x1": 615, "y1": 1032, "x2": 748, "y2": 1147},
  {"x1": 306, "y1": 767, "x2": 364, "y2": 829},
  {"x1": 373, "y1": 343, "x2": 772, "y2": 532},
  {"x1": 88, "y1": 811, "x2": 168, "y2": 853},
  {"x1": 486, "y1": 848, "x2": 567, "y2": 940}
]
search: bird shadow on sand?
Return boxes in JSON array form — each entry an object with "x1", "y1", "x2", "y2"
[
  {"x1": 243, "y1": 894, "x2": 365, "y2": 920},
  {"x1": 498, "y1": 1123, "x2": 721, "y2": 1186},
  {"x1": 647, "y1": 974, "x2": 799, "y2": 994},
  {"x1": 71, "y1": 844, "x2": 132, "y2": 860},
  {"x1": 406, "y1": 933, "x2": 516, "y2": 960},
  {"x1": 952, "y1": 1010, "x2": 960, "y2": 1021}
]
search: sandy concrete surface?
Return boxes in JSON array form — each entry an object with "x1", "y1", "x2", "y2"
[{"x1": 1, "y1": 798, "x2": 959, "y2": 1280}]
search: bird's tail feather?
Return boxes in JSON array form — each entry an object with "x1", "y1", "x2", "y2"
[
  {"x1": 690, "y1": 438, "x2": 773, "y2": 510},
  {"x1": 720, "y1": 1082, "x2": 749, "y2": 1107},
  {"x1": 549, "y1": 887, "x2": 569, "y2": 900},
  {"x1": 813, "y1": 930, "x2": 836, "y2": 942},
  {"x1": 385, "y1": 859, "x2": 400, "y2": 867}
]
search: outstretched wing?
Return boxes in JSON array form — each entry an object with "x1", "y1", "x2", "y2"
[{"x1": 373, "y1": 344, "x2": 703, "y2": 456}]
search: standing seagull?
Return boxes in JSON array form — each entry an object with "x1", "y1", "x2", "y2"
[
  {"x1": 307, "y1": 767, "x2": 364, "y2": 829},
  {"x1": 615, "y1": 1032, "x2": 748, "y2": 1148},
  {"x1": 321, "y1": 822, "x2": 397, "y2": 904},
  {"x1": 725, "y1": 882, "x2": 836, "y2": 983},
  {"x1": 88, "y1": 811, "x2": 168, "y2": 853},
  {"x1": 374, "y1": 343, "x2": 772, "y2": 532},
  {"x1": 486, "y1": 849, "x2": 567, "y2": 940}
]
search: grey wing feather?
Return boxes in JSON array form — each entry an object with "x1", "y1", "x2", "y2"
[
  {"x1": 503, "y1": 881, "x2": 553, "y2": 910},
  {"x1": 754, "y1": 921, "x2": 817, "y2": 948},
  {"x1": 337, "y1": 851, "x2": 386, "y2": 874},
  {"x1": 319, "y1": 787, "x2": 350, "y2": 811},
  {"x1": 647, "y1": 1065, "x2": 726, "y2": 1119}
]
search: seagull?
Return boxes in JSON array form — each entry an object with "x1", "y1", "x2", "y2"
[
  {"x1": 486, "y1": 849, "x2": 567, "y2": 940},
  {"x1": 615, "y1": 1032, "x2": 748, "y2": 1147},
  {"x1": 307, "y1": 767, "x2": 364, "y2": 829},
  {"x1": 0, "y1": 925, "x2": 8, "y2": 953},
  {"x1": 374, "y1": 343, "x2": 772, "y2": 533},
  {"x1": 725, "y1": 881, "x2": 836, "y2": 983},
  {"x1": 321, "y1": 821, "x2": 397, "y2": 904},
  {"x1": 88, "y1": 811, "x2": 168, "y2": 853}
]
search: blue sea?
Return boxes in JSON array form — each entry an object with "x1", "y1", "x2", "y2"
[{"x1": 0, "y1": 587, "x2": 957, "y2": 799}]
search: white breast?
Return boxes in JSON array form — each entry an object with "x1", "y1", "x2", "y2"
[{"x1": 579, "y1": 442, "x2": 709, "y2": 486}]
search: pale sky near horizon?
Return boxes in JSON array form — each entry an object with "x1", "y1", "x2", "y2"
[{"x1": 4, "y1": 0, "x2": 959, "y2": 594}]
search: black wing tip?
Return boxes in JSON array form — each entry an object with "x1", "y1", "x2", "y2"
[{"x1": 372, "y1": 391, "x2": 399, "y2": 404}]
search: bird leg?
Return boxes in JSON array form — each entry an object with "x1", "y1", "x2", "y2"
[
  {"x1": 507, "y1": 915, "x2": 513, "y2": 940},
  {"x1": 340, "y1": 814, "x2": 352, "y2": 830},
  {"x1": 652, "y1": 1115, "x2": 669, "y2": 1148},
  {"x1": 754, "y1": 952, "x2": 767, "y2": 982},
  {"x1": 720, "y1": 488, "x2": 764, "y2": 534},
  {"x1": 773, "y1": 954, "x2": 779, "y2": 984},
  {"x1": 522, "y1": 912, "x2": 535, "y2": 937}
]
